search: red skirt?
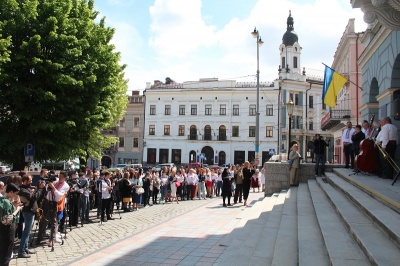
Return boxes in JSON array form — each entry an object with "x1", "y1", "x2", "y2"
[
  {"x1": 251, "y1": 178, "x2": 259, "y2": 188},
  {"x1": 206, "y1": 181, "x2": 213, "y2": 187}
]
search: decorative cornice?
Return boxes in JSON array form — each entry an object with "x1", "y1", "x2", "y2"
[
  {"x1": 358, "y1": 26, "x2": 391, "y2": 67},
  {"x1": 359, "y1": 102, "x2": 379, "y2": 112},
  {"x1": 376, "y1": 87, "x2": 397, "y2": 101},
  {"x1": 354, "y1": 0, "x2": 400, "y2": 29}
]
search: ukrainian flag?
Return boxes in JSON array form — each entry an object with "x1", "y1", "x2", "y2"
[{"x1": 322, "y1": 66, "x2": 347, "y2": 108}]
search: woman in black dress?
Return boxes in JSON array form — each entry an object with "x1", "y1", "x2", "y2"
[
  {"x1": 221, "y1": 168, "x2": 232, "y2": 207},
  {"x1": 242, "y1": 161, "x2": 255, "y2": 206},
  {"x1": 120, "y1": 172, "x2": 133, "y2": 212}
]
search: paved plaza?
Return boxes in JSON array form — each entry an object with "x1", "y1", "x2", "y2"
[{"x1": 10, "y1": 191, "x2": 265, "y2": 266}]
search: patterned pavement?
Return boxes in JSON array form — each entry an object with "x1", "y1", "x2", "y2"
[
  {"x1": 68, "y1": 191, "x2": 265, "y2": 266},
  {"x1": 10, "y1": 197, "x2": 218, "y2": 266}
]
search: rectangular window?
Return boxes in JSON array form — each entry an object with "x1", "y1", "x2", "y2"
[
  {"x1": 165, "y1": 105, "x2": 171, "y2": 115},
  {"x1": 134, "y1": 117, "x2": 139, "y2": 127},
  {"x1": 281, "y1": 57, "x2": 285, "y2": 69},
  {"x1": 164, "y1": 125, "x2": 170, "y2": 135},
  {"x1": 147, "y1": 148, "x2": 156, "y2": 164},
  {"x1": 118, "y1": 137, "x2": 124, "y2": 148},
  {"x1": 248, "y1": 151, "x2": 255, "y2": 164},
  {"x1": 293, "y1": 116, "x2": 302, "y2": 129},
  {"x1": 232, "y1": 126, "x2": 239, "y2": 137},
  {"x1": 249, "y1": 126, "x2": 256, "y2": 137},
  {"x1": 309, "y1": 96, "x2": 314, "y2": 109},
  {"x1": 159, "y1": 149, "x2": 169, "y2": 164},
  {"x1": 266, "y1": 104, "x2": 273, "y2": 116},
  {"x1": 233, "y1": 104, "x2": 239, "y2": 116},
  {"x1": 309, "y1": 121, "x2": 314, "y2": 130},
  {"x1": 133, "y1": 138, "x2": 138, "y2": 148},
  {"x1": 234, "y1": 150, "x2": 245, "y2": 165},
  {"x1": 150, "y1": 105, "x2": 156, "y2": 115},
  {"x1": 249, "y1": 104, "x2": 256, "y2": 116},
  {"x1": 322, "y1": 103, "x2": 326, "y2": 110},
  {"x1": 178, "y1": 125, "x2": 185, "y2": 136},
  {"x1": 149, "y1": 125, "x2": 155, "y2": 135},
  {"x1": 191, "y1": 105, "x2": 197, "y2": 115},
  {"x1": 205, "y1": 104, "x2": 212, "y2": 115},
  {"x1": 266, "y1": 126, "x2": 273, "y2": 137},
  {"x1": 295, "y1": 94, "x2": 299, "y2": 106},
  {"x1": 179, "y1": 105, "x2": 185, "y2": 115},
  {"x1": 172, "y1": 149, "x2": 181, "y2": 165},
  {"x1": 119, "y1": 117, "x2": 125, "y2": 128},
  {"x1": 220, "y1": 104, "x2": 226, "y2": 115}
]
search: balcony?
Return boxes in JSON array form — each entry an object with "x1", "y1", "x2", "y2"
[
  {"x1": 101, "y1": 127, "x2": 117, "y2": 136},
  {"x1": 321, "y1": 110, "x2": 350, "y2": 130},
  {"x1": 187, "y1": 134, "x2": 228, "y2": 141},
  {"x1": 187, "y1": 134, "x2": 199, "y2": 140}
]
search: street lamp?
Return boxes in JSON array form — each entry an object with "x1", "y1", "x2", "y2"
[
  {"x1": 287, "y1": 99, "x2": 294, "y2": 156},
  {"x1": 251, "y1": 27, "x2": 264, "y2": 166}
]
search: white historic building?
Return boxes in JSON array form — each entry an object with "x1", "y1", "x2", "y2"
[
  {"x1": 275, "y1": 11, "x2": 332, "y2": 162},
  {"x1": 142, "y1": 78, "x2": 279, "y2": 166}
]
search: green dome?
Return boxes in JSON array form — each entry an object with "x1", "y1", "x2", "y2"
[{"x1": 282, "y1": 11, "x2": 298, "y2": 46}]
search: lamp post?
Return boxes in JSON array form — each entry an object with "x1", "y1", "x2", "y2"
[
  {"x1": 287, "y1": 99, "x2": 294, "y2": 157},
  {"x1": 251, "y1": 27, "x2": 264, "y2": 166}
]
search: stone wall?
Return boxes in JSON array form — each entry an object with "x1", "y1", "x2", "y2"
[{"x1": 264, "y1": 162, "x2": 344, "y2": 196}]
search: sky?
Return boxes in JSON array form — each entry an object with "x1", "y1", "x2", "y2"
[{"x1": 94, "y1": 0, "x2": 367, "y2": 93}]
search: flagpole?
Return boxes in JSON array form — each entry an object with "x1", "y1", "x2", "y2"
[{"x1": 322, "y1": 62, "x2": 363, "y2": 91}]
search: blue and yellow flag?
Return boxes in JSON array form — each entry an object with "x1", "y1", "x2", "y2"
[{"x1": 322, "y1": 66, "x2": 347, "y2": 108}]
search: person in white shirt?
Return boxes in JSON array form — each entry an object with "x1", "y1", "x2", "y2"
[
  {"x1": 39, "y1": 171, "x2": 69, "y2": 248},
  {"x1": 342, "y1": 121, "x2": 356, "y2": 168},
  {"x1": 186, "y1": 169, "x2": 198, "y2": 200},
  {"x1": 216, "y1": 168, "x2": 223, "y2": 197},
  {"x1": 100, "y1": 172, "x2": 114, "y2": 222},
  {"x1": 211, "y1": 169, "x2": 218, "y2": 197},
  {"x1": 378, "y1": 117, "x2": 398, "y2": 179}
]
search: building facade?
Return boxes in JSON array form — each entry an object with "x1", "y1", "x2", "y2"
[
  {"x1": 320, "y1": 19, "x2": 365, "y2": 164},
  {"x1": 276, "y1": 11, "x2": 332, "y2": 162},
  {"x1": 351, "y1": 0, "x2": 400, "y2": 163},
  {"x1": 102, "y1": 91, "x2": 145, "y2": 167},
  {"x1": 142, "y1": 79, "x2": 279, "y2": 166}
]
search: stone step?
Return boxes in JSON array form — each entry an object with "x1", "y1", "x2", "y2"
[
  {"x1": 308, "y1": 179, "x2": 370, "y2": 265},
  {"x1": 297, "y1": 183, "x2": 329, "y2": 266},
  {"x1": 271, "y1": 187, "x2": 298, "y2": 266},
  {"x1": 325, "y1": 172, "x2": 400, "y2": 248},
  {"x1": 316, "y1": 176, "x2": 400, "y2": 266},
  {"x1": 333, "y1": 168, "x2": 400, "y2": 214},
  {"x1": 216, "y1": 191, "x2": 286, "y2": 266}
]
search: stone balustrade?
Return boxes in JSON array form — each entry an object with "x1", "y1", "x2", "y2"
[{"x1": 264, "y1": 162, "x2": 344, "y2": 196}]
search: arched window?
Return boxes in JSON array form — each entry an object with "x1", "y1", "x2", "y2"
[
  {"x1": 218, "y1": 125, "x2": 227, "y2": 141},
  {"x1": 204, "y1": 125, "x2": 212, "y2": 140},
  {"x1": 190, "y1": 125, "x2": 197, "y2": 140},
  {"x1": 293, "y1": 57, "x2": 298, "y2": 68}
]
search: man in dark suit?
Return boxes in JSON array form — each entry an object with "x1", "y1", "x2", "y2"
[{"x1": 351, "y1": 125, "x2": 365, "y2": 156}]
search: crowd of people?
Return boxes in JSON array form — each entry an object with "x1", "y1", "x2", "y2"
[{"x1": 0, "y1": 162, "x2": 266, "y2": 265}]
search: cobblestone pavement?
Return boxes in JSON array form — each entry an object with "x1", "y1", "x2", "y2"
[
  {"x1": 69, "y1": 191, "x2": 265, "y2": 266},
  {"x1": 10, "y1": 197, "x2": 220, "y2": 266}
]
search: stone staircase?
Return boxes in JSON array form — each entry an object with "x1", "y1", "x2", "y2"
[{"x1": 216, "y1": 171, "x2": 400, "y2": 266}]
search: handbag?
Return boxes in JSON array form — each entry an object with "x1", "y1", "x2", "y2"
[
  {"x1": 136, "y1": 187, "x2": 144, "y2": 195},
  {"x1": 175, "y1": 182, "x2": 181, "y2": 188}
]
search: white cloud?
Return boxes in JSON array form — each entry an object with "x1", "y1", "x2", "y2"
[
  {"x1": 148, "y1": 0, "x2": 216, "y2": 57},
  {"x1": 104, "y1": 0, "x2": 367, "y2": 92}
]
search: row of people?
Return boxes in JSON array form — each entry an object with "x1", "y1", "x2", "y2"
[
  {"x1": 0, "y1": 162, "x2": 266, "y2": 264},
  {"x1": 342, "y1": 117, "x2": 398, "y2": 179}
]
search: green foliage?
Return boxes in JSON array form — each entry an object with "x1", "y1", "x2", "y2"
[{"x1": 0, "y1": 0, "x2": 128, "y2": 165}]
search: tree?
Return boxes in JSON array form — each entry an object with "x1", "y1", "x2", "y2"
[{"x1": 0, "y1": 0, "x2": 128, "y2": 169}]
